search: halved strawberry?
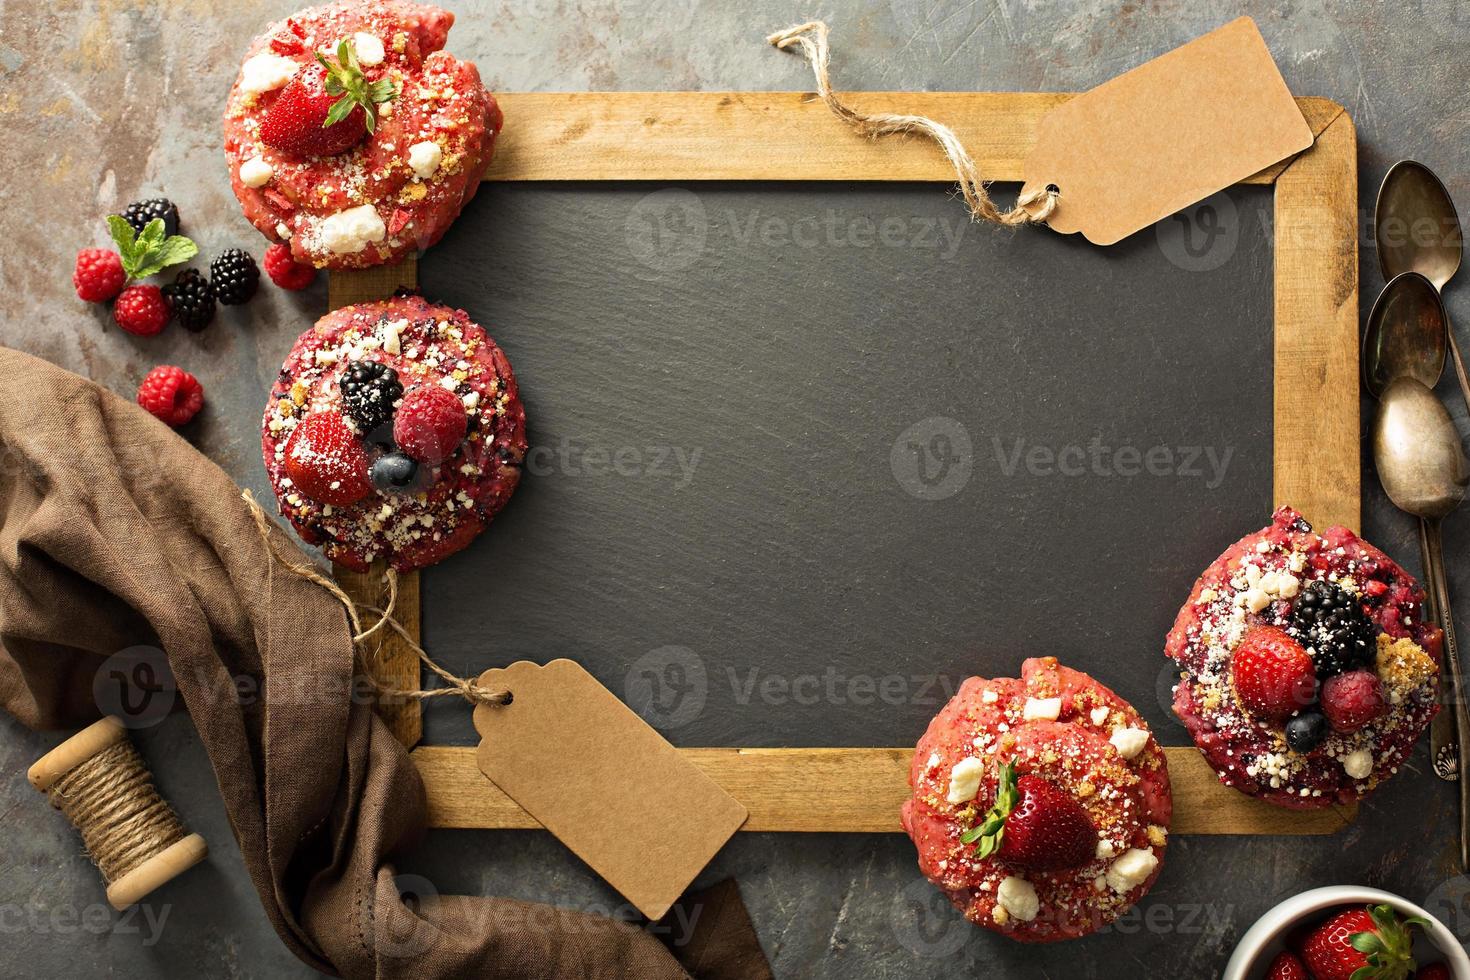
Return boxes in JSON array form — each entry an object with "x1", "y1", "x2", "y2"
[
  {"x1": 1231, "y1": 626, "x2": 1318, "y2": 722},
  {"x1": 961, "y1": 762, "x2": 1097, "y2": 871},
  {"x1": 1300, "y1": 904, "x2": 1427, "y2": 980},
  {"x1": 259, "y1": 39, "x2": 396, "y2": 158},
  {"x1": 283, "y1": 411, "x2": 372, "y2": 506}
]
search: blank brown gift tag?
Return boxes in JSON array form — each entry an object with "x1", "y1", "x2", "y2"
[
  {"x1": 474, "y1": 660, "x2": 748, "y2": 919},
  {"x1": 1020, "y1": 16, "x2": 1313, "y2": 244}
]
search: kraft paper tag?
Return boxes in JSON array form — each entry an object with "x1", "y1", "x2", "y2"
[
  {"x1": 473, "y1": 659, "x2": 747, "y2": 919},
  {"x1": 1020, "y1": 17, "x2": 1312, "y2": 245}
]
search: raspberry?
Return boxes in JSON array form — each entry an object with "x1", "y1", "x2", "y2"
[
  {"x1": 393, "y1": 384, "x2": 467, "y2": 463},
  {"x1": 73, "y1": 248, "x2": 126, "y2": 302},
  {"x1": 113, "y1": 284, "x2": 171, "y2": 336},
  {"x1": 1320, "y1": 670, "x2": 1386, "y2": 733},
  {"x1": 263, "y1": 243, "x2": 317, "y2": 291},
  {"x1": 1230, "y1": 626, "x2": 1318, "y2": 722},
  {"x1": 283, "y1": 412, "x2": 372, "y2": 506},
  {"x1": 136, "y1": 366, "x2": 204, "y2": 427}
]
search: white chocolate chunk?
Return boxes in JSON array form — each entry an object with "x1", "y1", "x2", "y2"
[
  {"x1": 1341, "y1": 748, "x2": 1373, "y2": 780},
  {"x1": 1109, "y1": 727, "x2": 1150, "y2": 761},
  {"x1": 319, "y1": 204, "x2": 386, "y2": 254},
  {"x1": 353, "y1": 32, "x2": 385, "y2": 65},
  {"x1": 408, "y1": 140, "x2": 443, "y2": 180},
  {"x1": 239, "y1": 156, "x2": 273, "y2": 188},
  {"x1": 946, "y1": 756, "x2": 985, "y2": 804},
  {"x1": 1243, "y1": 587, "x2": 1271, "y2": 613},
  {"x1": 996, "y1": 876, "x2": 1039, "y2": 922},
  {"x1": 1089, "y1": 706, "x2": 1111, "y2": 726},
  {"x1": 981, "y1": 689, "x2": 999, "y2": 704},
  {"x1": 1105, "y1": 849, "x2": 1159, "y2": 894},
  {"x1": 239, "y1": 53, "x2": 299, "y2": 94},
  {"x1": 1022, "y1": 697, "x2": 1061, "y2": 721}
]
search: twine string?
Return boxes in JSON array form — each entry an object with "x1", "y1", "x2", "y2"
[
  {"x1": 766, "y1": 20, "x2": 1058, "y2": 226},
  {"x1": 242, "y1": 490, "x2": 511, "y2": 707},
  {"x1": 47, "y1": 740, "x2": 187, "y2": 883}
]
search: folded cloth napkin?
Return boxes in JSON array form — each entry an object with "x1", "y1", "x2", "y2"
[{"x1": 0, "y1": 347, "x2": 771, "y2": 980}]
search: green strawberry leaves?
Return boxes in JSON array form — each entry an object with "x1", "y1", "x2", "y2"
[
  {"x1": 107, "y1": 215, "x2": 198, "y2": 281},
  {"x1": 317, "y1": 38, "x2": 397, "y2": 134},
  {"x1": 1346, "y1": 903, "x2": 1431, "y2": 980},
  {"x1": 959, "y1": 761, "x2": 1018, "y2": 860}
]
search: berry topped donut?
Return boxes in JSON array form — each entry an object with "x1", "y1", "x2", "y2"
[
  {"x1": 262, "y1": 295, "x2": 526, "y2": 571},
  {"x1": 1167, "y1": 506, "x2": 1441, "y2": 808},
  {"x1": 224, "y1": 1, "x2": 501, "y2": 269},
  {"x1": 902, "y1": 657, "x2": 1172, "y2": 943}
]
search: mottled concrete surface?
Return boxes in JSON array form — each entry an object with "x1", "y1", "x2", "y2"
[{"x1": 3, "y1": 1, "x2": 1470, "y2": 977}]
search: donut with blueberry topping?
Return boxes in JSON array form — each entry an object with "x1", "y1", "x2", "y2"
[
  {"x1": 902, "y1": 657, "x2": 1172, "y2": 943},
  {"x1": 261, "y1": 295, "x2": 526, "y2": 571},
  {"x1": 1166, "y1": 506, "x2": 1441, "y2": 808},
  {"x1": 223, "y1": 1, "x2": 501, "y2": 269}
]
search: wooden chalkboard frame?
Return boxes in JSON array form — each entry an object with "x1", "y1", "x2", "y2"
[{"x1": 329, "y1": 92, "x2": 1359, "y2": 835}]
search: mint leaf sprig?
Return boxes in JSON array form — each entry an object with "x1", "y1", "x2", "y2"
[
  {"x1": 959, "y1": 761, "x2": 1018, "y2": 860},
  {"x1": 107, "y1": 216, "x2": 198, "y2": 281},
  {"x1": 317, "y1": 39, "x2": 398, "y2": 134}
]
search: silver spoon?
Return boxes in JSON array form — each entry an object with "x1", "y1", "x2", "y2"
[
  {"x1": 1376, "y1": 160, "x2": 1470, "y2": 414},
  {"x1": 1373, "y1": 376, "x2": 1470, "y2": 870},
  {"x1": 1363, "y1": 273, "x2": 1457, "y2": 777}
]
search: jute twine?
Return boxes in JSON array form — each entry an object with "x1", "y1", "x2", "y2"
[
  {"x1": 46, "y1": 739, "x2": 186, "y2": 883},
  {"x1": 766, "y1": 20, "x2": 1058, "y2": 226},
  {"x1": 242, "y1": 490, "x2": 511, "y2": 707}
]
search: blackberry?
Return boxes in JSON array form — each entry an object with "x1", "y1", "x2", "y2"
[
  {"x1": 161, "y1": 268, "x2": 216, "y2": 332},
  {"x1": 1287, "y1": 580, "x2": 1378, "y2": 677},
  {"x1": 119, "y1": 197, "x2": 180, "y2": 238},
  {"x1": 209, "y1": 248, "x2": 260, "y2": 305},
  {"x1": 339, "y1": 360, "x2": 403, "y2": 435}
]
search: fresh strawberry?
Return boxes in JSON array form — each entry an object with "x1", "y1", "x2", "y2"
[
  {"x1": 259, "y1": 39, "x2": 396, "y2": 158},
  {"x1": 1320, "y1": 670, "x2": 1387, "y2": 733},
  {"x1": 282, "y1": 411, "x2": 372, "y2": 506},
  {"x1": 1301, "y1": 904, "x2": 1427, "y2": 980},
  {"x1": 1265, "y1": 950, "x2": 1310, "y2": 980},
  {"x1": 1416, "y1": 963, "x2": 1452, "y2": 980},
  {"x1": 1232, "y1": 626, "x2": 1319, "y2": 722},
  {"x1": 960, "y1": 762, "x2": 1097, "y2": 871}
]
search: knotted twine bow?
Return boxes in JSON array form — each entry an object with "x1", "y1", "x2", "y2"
[
  {"x1": 767, "y1": 20, "x2": 1059, "y2": 226},
  {"x1": 243, "y1": 489, "x2": 512, "y2": 707}
]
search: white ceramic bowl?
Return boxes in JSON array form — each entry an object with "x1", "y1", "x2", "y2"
[{"x1": 1223, "y1": 886, "x2": 1470, "y2": 979}]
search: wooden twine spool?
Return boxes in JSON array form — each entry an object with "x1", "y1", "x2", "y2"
[{"x1": 27, "y1": 717, "x2": 207, "y2": 910}]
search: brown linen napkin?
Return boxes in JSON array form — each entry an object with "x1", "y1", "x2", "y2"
[{"x1": 0, "y1": 347, "x2": 771, "y2": 980}]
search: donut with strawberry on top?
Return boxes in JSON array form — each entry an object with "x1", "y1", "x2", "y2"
[
  {"x1": 902, "y1": 657, "x2": 1172, "y2": 943},
  {"x1": 1166, "y1": 506, "x2": 1441, "y2": 808},
  {"x1": 224, "y1": 1, "x2": 501, "y2": 269},
  {"x1": 261, "y1": 294, "x2": 526, "y2": 572}
]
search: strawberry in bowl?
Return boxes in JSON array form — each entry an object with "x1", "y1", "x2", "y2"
[
  {"x1": 223, "y1": 1, "x2": 502, "y2": 270},
  {"x1": 901, "y1": 657, "x2": 1172, "y2": 943}
]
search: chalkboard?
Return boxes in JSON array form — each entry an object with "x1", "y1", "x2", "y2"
[{"x1": 416, "y1": 181, "x2": 1275, "y2": 750}]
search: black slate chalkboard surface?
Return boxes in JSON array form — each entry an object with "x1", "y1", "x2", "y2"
[{"x1": 418, "y1": 182, "x2": 1273, "y2": 749}]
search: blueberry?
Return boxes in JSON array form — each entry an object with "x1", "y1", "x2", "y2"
[
  {"x1": 1285, "y1": 709, "x2": 1329, "y2": 754},
  {"x1": 371, "y1": 452, "x2": 418, "y2": 492}
]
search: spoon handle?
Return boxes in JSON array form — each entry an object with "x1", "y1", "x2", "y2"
[
  {"x1": 1425, "y1": 517, "x2": 1470, "y2": 872},
  {"x1": 1447, "y1": 318, "x2": 1470, "y2": 420},
  {"x1": 1421, "y1": 518, "x2": 1459, "y2": 781}
]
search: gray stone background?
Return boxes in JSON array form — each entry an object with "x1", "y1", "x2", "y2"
[{"x1": 3, "y1": 0, "x2": 1470, "y2": 977}]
